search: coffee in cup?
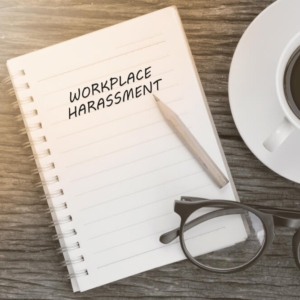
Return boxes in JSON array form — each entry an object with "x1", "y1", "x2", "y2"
[
  {"x1": 263, "y1": 32, "x2": 300, "y2": 152},
  {"x1": 284, "y1": 46, "x2": 300, "y2": 119}
]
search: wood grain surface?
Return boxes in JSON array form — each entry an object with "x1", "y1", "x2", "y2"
[{"x1": 1, "y1": 0, "x2": 300, "y2": 299}]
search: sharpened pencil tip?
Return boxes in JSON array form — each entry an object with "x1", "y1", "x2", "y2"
[{"x1": 153, "y1": 94, "x2": 159, "y2": 102}]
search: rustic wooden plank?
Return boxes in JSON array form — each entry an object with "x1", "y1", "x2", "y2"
[{"x1": 2, "y1": 0, "x2": 300, "y2": 299}]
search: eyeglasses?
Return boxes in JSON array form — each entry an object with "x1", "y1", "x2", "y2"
[{"x1": 160, "y1": 197, "x2": 300, "y2": 273}]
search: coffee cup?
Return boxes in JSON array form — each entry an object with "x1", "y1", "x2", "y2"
[{"x1": 264, "y1": 32, "x2": 300, "y2": 152}]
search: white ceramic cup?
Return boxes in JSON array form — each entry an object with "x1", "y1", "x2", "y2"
[{"x1": 263, "y1": 32, "x2": 300, "y2": 152}]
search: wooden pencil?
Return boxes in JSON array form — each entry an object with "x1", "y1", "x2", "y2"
[{"x1": 153, "y1": 94, "x2": 229, "y2": 188}]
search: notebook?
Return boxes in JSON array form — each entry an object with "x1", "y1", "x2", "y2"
[{"x1": 6, "y1": 6, "x2": 246, "y2": 292}]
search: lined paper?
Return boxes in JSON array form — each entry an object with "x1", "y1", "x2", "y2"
[{"x1": 7, "y1": 7, "x2": 245, "y2": 292}]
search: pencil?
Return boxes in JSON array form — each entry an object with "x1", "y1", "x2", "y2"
[{"x1": 153, "y1": 94, "x2": 229, "y2": 188}]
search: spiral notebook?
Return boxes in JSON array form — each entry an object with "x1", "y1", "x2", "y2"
[{"x1": 6, "y1": 7, "x2": 246, "y2": 292}]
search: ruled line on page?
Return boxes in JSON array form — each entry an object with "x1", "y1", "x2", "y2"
[
  {"x1": 65, "y1": 114, "x2": 188, "y2": 168},
  {"x1": 47, "y1": 69, "x2": 174, "y2": 112},
  {"x1": 62, "y1": 119, "x2": 166, "y2": 155},
  {"x1": 68, "y1": 130, "x2": 191, "y2": 182},
  {"x1": 92, "y1": 227, "x2": 175, "y2": 254},
  {"x1": 57, "y1": 97, "x2": 183, "y2": 140},
  {"x1": 69, "y1": 132, "x2": 178, "y2": 177},
  {"x1": 57, "y1": 106, "x2": 156, "y2": 140},
  {"x1": 79, "y1": 170, "x2": 204, "y2": 212},
  {"x1": 116, "y1": 33, "x2": 163, "y2": 49},
  {"x1": 68, "y1": 133, "x2": 177, "y2": 180},
  {"x1": 95, "y1": 227, "x2": 225, "y2": 266},
  {"x1": 84, "y1": 184, "x2": 210, "y2": 224},
  {"x1": 43, "y1": 54, "x2": 171, "y2": 99},
  {"x1": 75, "y1": 157, "x2": 195, "y2": 198},
  {"x1": 159, "y1": 83, "x2": 179, "y2": 91},
  {"x1": 71, "y1": 145, "x2": 185, "y2": 183},
  {"x1": 88, "y1": 212, "x2": 173, "y2": 238},
  {"x1": 62, "y1": 112, "x2": 187, "y2": 157},
  {"x1": 38, "y1": 41, "x2": 166, "y2": 83}
]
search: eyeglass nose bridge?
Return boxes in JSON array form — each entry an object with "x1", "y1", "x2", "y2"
[
  {"x1": 263, "y1": 211, "x2": 300, "y2": 269},
  {"x1": 269, "y1": 212, "x2": 300, "y2": 269}
]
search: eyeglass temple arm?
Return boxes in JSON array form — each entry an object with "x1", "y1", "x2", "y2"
[
  {"x1": 182, "y1": 197, "x2": 300, "y2": 228},
  {"x1": 159, "y1": 207, "x2": 244, "y2": 244},
  {"x1": 243, "y1": 205, "x2": 300, "y2": 228}
]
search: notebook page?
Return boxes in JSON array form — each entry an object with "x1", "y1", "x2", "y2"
[{"x1": 7, "y1": 7, "x2": 246, "y2": 292}]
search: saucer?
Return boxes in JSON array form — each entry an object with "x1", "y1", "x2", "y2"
[{"x1": 229, "y1": 0, "x2": 300, "y2": 184}]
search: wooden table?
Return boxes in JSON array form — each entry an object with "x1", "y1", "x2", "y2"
[{"x1": 1, "y1": 0, "x2": 300, "y2": 299}]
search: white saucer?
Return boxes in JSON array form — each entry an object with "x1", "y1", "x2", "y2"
[{"x1": 229, "y1": 0, "x2": 300, "y2": 183}]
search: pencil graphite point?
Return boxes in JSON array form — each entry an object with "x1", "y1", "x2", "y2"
[{"x1": 153, "y1": 94, "x2": 159, "y2": 102}]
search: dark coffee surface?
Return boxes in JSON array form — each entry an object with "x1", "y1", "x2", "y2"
[
  {"x1": 284, "y1": 47, "x2": 300, "y2": 118},
  {"x1": 290, "y1": 54, "x2": 300, "y2": 110}
]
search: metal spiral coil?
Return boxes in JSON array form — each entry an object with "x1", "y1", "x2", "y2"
[
  {"x1": 5, "y1": 72, "x2": 32, "y2": 109},
  {"x1": 53, "y1": 229, "x2": 77, "y2": 241},
  {"x1": 3, "y1": 70, "x2": 25, "y2": 85},
  {"x1": 57, "y1": 242, "x2": 80, "y2": 254},
  {"x1": 35, "y1": 175, "x2": 58, "y2": 187},
  {"x1": 2, "y1": 75, "x2": 12, "y2": 85},
  {"x1": 23, "y1": 136, "x2": 46, "y2": 148},
  {"x1": 30, "y1": 149, "x2": 51, "y2": 161},
  {"x1": 60, "y1": 255, "x2": 84, "y2": 267},
  {"x1": 33, "y1": 162, "x2": 55, "y2": 174},
  {"x1": 7, "y1": 70, "x2": 86, "y2": 277},
  {"x1": 49, "y1": 215, "x2": 72, "y2": 227},
  {"x1": 66, "y1": 270, "x2": 88, "y2": 279},
  {"x1": 41, "y1": 189, "x2": 64, "y2": 200},
  {"x1": 2, "y1": 76, "x2": 11, "y2": 85},
  {"x1": 8, "y1": 82, "x2": 29, "y2": 96},
  {"x1": 12, "y1": 96, "x2": 34, "y2": 108},
  {"x1": 20, "y1": 122, "x2": 42, "y2": 134},
  {"x1": 16, "y1": 109, "x2": 38, "y2": 121},
  {"x1": 45, "y1": 202, "x2": 67, "y2": 214}
]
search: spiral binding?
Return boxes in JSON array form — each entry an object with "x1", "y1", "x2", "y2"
[
  {"x1": 60, "y1": 255, "x2": 84, "y2": 266},
  {"x1": 33, "y1": 162, "x2": 55, "y2": 174},
  {"x1": 23, "y1": 136, "x2": 46, "y2": 148},
  {"x1": 7, "y1": 70, "x2": 88, "y2": 280},
  {"x1": 35, "y1": 175, "x2": 58, "y2": 186},
  {"x1": 53, "y1": 229, "x2": 77, "y2": 240},
  {"x1": 20, "y1": 122, "x2": 42, "y2": 135},
  {"x1": 30, "y1": 149, "x2": 51, "y2": 161},
  {"x1": 49, "y1": 215, "x2": 72, "y2": 227},
  {"x1": 57, "y1": 242, "x2": 80, "y2": 254},
  {"x1": 45, "y1": 201, "x2": 67, "y2": 214},
  {"x1": 8, "y1": 82, "x2": 30, "y2": 96},
  {"x1": 12, "y1": 96, "x2": 34, "y2": 108},
  {"x1": 41, "y1": 188, "x2": 64, "y2": 200},
  {"x1": 66, "y1": 270, "x2": 89, "y2": 279},
  {"x1": 16, "y1": 109, "x2": 38, "y2": 121},
  {"x1": 3, "y1": 70, "x2": 25, "y2": 85}
]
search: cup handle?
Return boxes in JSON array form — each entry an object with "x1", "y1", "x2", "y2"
[{"x1": 263, "y1": 118, "x2": 295, "y2": 152}]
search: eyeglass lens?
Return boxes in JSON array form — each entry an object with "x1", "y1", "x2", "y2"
[{"x1": 182, "y1": 207, "x2": 266, "y2": 270}]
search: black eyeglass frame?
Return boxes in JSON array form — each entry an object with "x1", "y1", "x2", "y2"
[{"x1": 160, "y1": 197, "x2": 300, "y2": 273}]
